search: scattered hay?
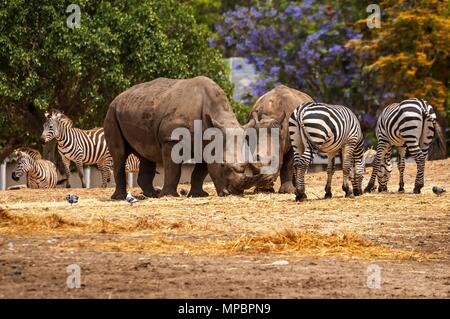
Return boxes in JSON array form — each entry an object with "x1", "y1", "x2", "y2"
[
  {"x1": 61, "y1": 229, "x2": 431, "y2": 261},
  {"x1": 0, "y1": 206, "x2": 81, "y2": 233},
  {"x1": 221, "y1": 230, "x2": 429, "y2": 260},
  {"x1": 0, "y1": 209, "x2": 196, "y2": 235}
]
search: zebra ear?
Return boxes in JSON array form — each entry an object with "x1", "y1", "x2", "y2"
[{"x1": 44, "y1": 111, "x2": 50, "y2": 118}]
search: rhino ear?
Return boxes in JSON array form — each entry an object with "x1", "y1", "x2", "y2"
[{"x1": 211, "y1": 118, "x2": 226, "y2": 131}]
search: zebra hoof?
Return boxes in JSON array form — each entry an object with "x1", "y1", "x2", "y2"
[
  {"x1": 378, "y1": 186, "x2": 387, "y2": 193},
  {"x1": 324, "y1": 192, "x2": 332, "y2": 199},
  {"x1": 413, "y1": 187, "x2": 422, "y2": 194},
  {"x1": 295, "y1": 193, "x2": 307, "y2": 202},
  {"x1": 398, "y1": 187, "x2": 405, "y2": 193},
  {"x1": 345, "y1": 192, "x2": 354, "y2": 198},
  {"x1": 364, "y1": 185, "x2": 374, "y2": 193},
  {"x1": 353, "y1": 189, "x2": 362, "y2": 196}
]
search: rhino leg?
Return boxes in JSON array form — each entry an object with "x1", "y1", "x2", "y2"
[
  {"x1": 188, "y1": 162, "x2": 209, "y2": 197},
  {"x1": 279, "y1": 149, "x2": 295, "y2": 193},
  {"x1": 104, "y1": 106, "x2": 127, "y2": 200},
  {"x1": 160, "y1": 143, "x2": 181, "y2": 197},
  {"x1": 137, "y1": 155, "x2": 159, "y2": 198}
]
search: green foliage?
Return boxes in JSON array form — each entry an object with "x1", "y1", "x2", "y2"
[{"x1": 0, "y1": 0, "x2": 232, "y2": 154}]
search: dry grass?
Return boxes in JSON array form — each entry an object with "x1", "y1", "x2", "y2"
[
  {"x1": 60, "y1": 229, "x2": 431, "y2": 261},
  {"x1": 0, "y1": 207, "x2": 194, "y2": 235},
  {"x1": 1, "y1": 159, "x2": 449, "y2": 261}
]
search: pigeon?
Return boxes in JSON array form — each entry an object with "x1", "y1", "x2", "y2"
[
  {"x1": 432, "y1": 186, "x2": 446, "y2": 196},
  {"x1": 65, "y1": 194, "x2": 79, "y2": 206},
  {"x1": 126, "y1": 192, "x2": 139, "y2": 205}
]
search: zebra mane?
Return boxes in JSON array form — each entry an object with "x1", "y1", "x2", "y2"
[
  {"x1": 16, "y1": 147, "x2": 42, "y2": 160},
  {"x1": 48, "y1": 109, "x2": 74, "y2": 127}
]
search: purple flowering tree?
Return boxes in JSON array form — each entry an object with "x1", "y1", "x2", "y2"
[{"x1": 214, "y1": 0, "x2": 383, "y2": 131}]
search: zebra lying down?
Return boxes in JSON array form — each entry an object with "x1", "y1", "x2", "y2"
[
  {"x1": 288, "y1": 102, "x2": 365, "y2": 201},
  {"x1": 12, "y1": 148, "x2": 58, "y2": 189}
]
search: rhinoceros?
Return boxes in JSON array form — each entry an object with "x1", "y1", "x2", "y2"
[
  {"x1": 244, "y1": 85, "x2": 314, "y2": 193},
  {"x1": 104, "y1": 76, "x2": 263, "y2": 199}
]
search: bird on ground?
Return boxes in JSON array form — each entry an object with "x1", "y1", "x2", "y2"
[
  {"x1": 126, "y1": 192, "x2": 139, "y2": 205},
  {"x1": 432, "y1": 186, "x2": 446, "y2": 196},
  {"x1": 65, "y1": 194, "x2": 79, "y2": 205}
]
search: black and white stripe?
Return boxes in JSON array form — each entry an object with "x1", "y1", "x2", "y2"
[
  {"x1": 12, "y1": 149, "x2": 57, "y2": 188},
  {"x1": 42, "y1": 110, "x2": 113, "y2": 188},
  {"x1": 288, "y1": 102, "x2": 365, "y2": 201},
  {"x1": 125, "y1": 154, "x2": 140, "y2": 174},
  {"x1": 365, "y1": 98, "x2": 437, "y2": 194}
]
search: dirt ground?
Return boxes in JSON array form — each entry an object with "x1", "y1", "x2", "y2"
[{"x1": 0, "y1": 159, "x2": 449, "y2": 298}]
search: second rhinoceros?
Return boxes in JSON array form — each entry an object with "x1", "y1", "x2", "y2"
[{"x1": 244, "y1": 85, "x2": 314, "y2": 193}]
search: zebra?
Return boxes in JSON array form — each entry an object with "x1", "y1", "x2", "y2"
[
  {"x1": 125, "y1": 154, "x2": 140, "y2": 174},
  {"x1": 364, "y1": 98, "x2": 439, "y2": 194},
  {"x1": 41, "y1": 110, "x2": 113, "y2": 188},
  {"x1": 12, "y1": 149, "x2": 57, "y2": 188},
  {"x1": 288, "y1": 102, "x2": 365, "y2": 201}
]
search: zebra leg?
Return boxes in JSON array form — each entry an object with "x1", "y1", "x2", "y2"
[
  {"x1": 98, "y1": 163, "x2": 110, "y2": 188},
  {"x1": 324, "y1": 154, "x2": 336, "y2": 199},
  {"x1": 75, "y1": 161, "x2": 86, "y2": 188},
  {"x1": 364, "y1": 140, "x2": 388, "y2": 193},
  {"x1": 160, "y1": 143, "x2": 181, "y2": 197},
  {"x1": 188, "y1": 162, "x2": 209, "y2": 197},
  {"x1": 397, "y1": 147, "x2": 406, "y2": 192},
  {"x1": 61, "y1": 156, "x2": 72, "y2": 188},
  {"x1": 352, "y1": 157, "x2": 364, "y2": 197},
  {"x1": 294, "y1": 146, "x2": 314, "y2": 202},
  {"x1": 279, "y1": 149, "x2": 295, "y2": 194},
  {"x1": 341, "y1": 145, "x2": 353, "y2": 197},
  {"x1": 377, "y1": 146, "x2": 392, "y2": 192},
  {"x1": 406, "y1": 143, "x2": 426, "y2": 194},
  {"x1": 136, "y1": 156, "x2": 159, "y2": 198}
]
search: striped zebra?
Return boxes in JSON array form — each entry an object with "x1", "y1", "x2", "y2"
[
  {"x1": 125, "y1": 154, "x2": 140, "y2": 174},
  {"x1": 12, "y1": 149, "x2": 57, "y2": 188},
  {"x1": 364, "y1": 98, "x2": 438, "y2": 194},
  {"x1": 288, "y1": 102, "x2": 365, "y2": 201},
  {"x1": 41, "y1": 110, "x2": 113, "y2": 188}
]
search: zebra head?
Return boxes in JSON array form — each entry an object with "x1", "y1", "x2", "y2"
[
  {"x1": 41, "y1": 110, "x2": 72, "y2": 142},
  {"x1": 11, "y1": 151, "x2": 33, "y2": 181}
]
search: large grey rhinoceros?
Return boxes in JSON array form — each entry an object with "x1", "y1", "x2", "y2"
[
  {"x1": 244, "y1": 85, "x2": 314, "y2": 193},
  {"x1": 104, "y1": 76, "x2": 263, "y2": 199}
]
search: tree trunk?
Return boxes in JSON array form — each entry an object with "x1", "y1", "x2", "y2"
[
  {"x1": 42, "y1": 140, "x2": 66, "y2": 175},
  {"x1": 0, "y1": 137, "x2": 21, "y2": 163}
]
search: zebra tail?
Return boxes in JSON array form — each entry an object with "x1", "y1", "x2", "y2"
[
  {"x1": 428, "y1": 122, "x2": 446, "y2": 160},
  {"x1": 56, "y1": 178, "x2": 68, "y2": 185}
]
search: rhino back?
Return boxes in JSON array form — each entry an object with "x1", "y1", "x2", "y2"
[{"x1": 249, "y1": 85, "x2": 313, "y2": 154}]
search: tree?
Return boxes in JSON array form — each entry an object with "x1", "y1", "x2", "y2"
[
  {"x1": 0, "y1": 0, "x2": 232, "y2": 162},
  {"x1": 215, "y1": 1, "x2": 364, "y2": 106},
  {"x1": 348, "y1": 0, "x2": 449, "y2": 157}
]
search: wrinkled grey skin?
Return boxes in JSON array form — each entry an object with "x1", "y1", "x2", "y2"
[
  {"x1": 104, "y1": 76, "x2": 264, "y2": 199},
  {"x1": 244, "y1": 85, "x2": 314, "y2": 193}
]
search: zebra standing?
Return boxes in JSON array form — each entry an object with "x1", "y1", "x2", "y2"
[
  {"x1": 364, "y1": 98, "x2": 438, "y2": 194},
  {"x1": 41, "y1": 110, "x2": 113, "y2": 188},
  {"x1": 125, "y1": 154, "x2": 140, "y2": 174},
  {"x1": 288, "y1": 102, "x2": 365, "y2": 201},
  {"x1": 12, "y1": 149, "x2": 57, "y2": 188}
]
